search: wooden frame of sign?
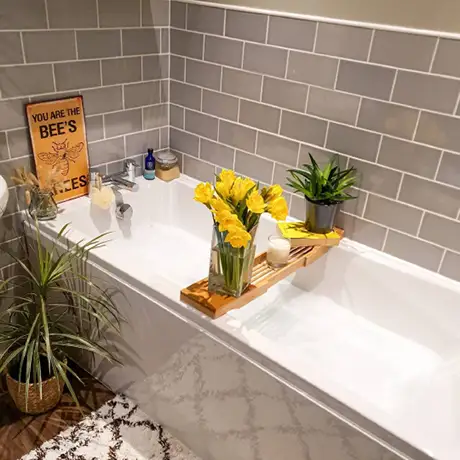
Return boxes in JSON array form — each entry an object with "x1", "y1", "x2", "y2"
[{"x1": 26, "y1": 96, "x2": 90, "y2": 203}]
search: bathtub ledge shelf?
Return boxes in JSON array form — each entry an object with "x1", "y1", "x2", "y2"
[{"x1": 181, "y1": 229, "x2": 343, "y2": 319}]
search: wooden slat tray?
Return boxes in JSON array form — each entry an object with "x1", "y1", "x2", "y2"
[{"x1": 181, "y1": 229, "x2": 343, "y2": 319}]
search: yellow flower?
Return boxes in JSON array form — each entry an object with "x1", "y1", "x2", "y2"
[
  {"x1": 231, "y1": 177, "x2": 255, "y2": 202},
  {"x1": 219, "y1": 169, "x2": 236, "y2": 184},
  {"x1": 215, "y1": 210, "x2": 244, "y2": 232},
  {"x1": 194, "y1": 182, "x2": 214, "y2": 204},
  {"x1": 210, "y1": 197, "x2": 229, "y2": 214},
  {"x1": 215, "y1": 169, "x2": 236, "y2": 199},
  {"x1": 246, "y1": 190, "x2": 265, "y2": 214},
  {"x1": 225, "y1": 226, "x2": 252, "y2": 248},
  {"x1": 215, "y1": 181, "x2": 231, "y2": 199},
  {"x1": 264, "y1": 184, "x2": 284, "y2": 202},
  {"x1": 268, "y1": 196, "x2": 288, "y2": 221}
]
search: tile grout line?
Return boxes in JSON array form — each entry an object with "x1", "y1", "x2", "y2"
[
  {"x1": 139, "y1": 0, "x2": 142, "y2": 27},
  {"x1": 323, "y1": 121, "x2": 330, "y2": 148},
  {"x1": 295, "y1": 142, "x2": 301, "y2": 167},
  {"x1": 199, "y1": 87, "x2": 203, "y2": 111},
  {"x1": 74, "y1": 30, "x2": 79, "y2": 60},
  {"x1": 428, "y1": 37, "x2": 440, "y2": 72},
  {"x1": 434, "y1": 150, "x2": 444, "y2": 180},
  {"x1": 361, "y1": 191, "x2": 370, "y2": 218},
  {"x1": 354, "y1": 97, "x2": 362, "y2": 126},
  {"x1": 0, "y1": 52, "x2": 168, "y2": 69},
  {"x1": 254, "y1": 130, "x2": 260, "y2": 156},
  {"x1": 437, "y1": 248, "x2": 447, "y2": 273},
  {"x1": 453, "y1": 90, "x2": 460, "y2": 115},
  {"x1": 241, "y1": 41, "x2": 246, "y2": 68},
  {"x1": 265, "y1": 16, "x2": 270, "y2": 44},
  {"x1": 222, "y1": 8, "x2": 227, "y2": 36},
  {"x1": 102, "y1": 114, "x2": 107, "y2": 139},
  {"x1": 4, "y1": 131, "x2": 11, "y2": 160},
  {"x1": 389, "y1": 69, "x2": 398, "y2": 101},
  {"x1": 395, "y1": 173, "x2": 405, "y2": 200},
  {"x1": 312, "y1": 21, "x2": 319, "y2": 52},
  {"x1": 219, "y1": 63, "x2": 224, "y2": 92},
  {"x1": 270, "y1": 155, "x2": 276, "y2": 184},
  {"x1": 185, "y1": 2, "x2": 189, "y2": 30},
  {"x1": 96, "y1": 0, "x2": 100, "y2": 28},
  {"x1": 259, "y1": 75, "x2": 264, "y2": 103},
  {"x1": 366, "y1": 29, "x2": 375, "y2": 61},
  {"x1": 381, "y1": 227, "x2": 390, "y2": 251},
  {"x1": 44, "y1": 0, "x2": 50, "y2": 29},
  {"x1": 374, "y1": 135, "x2": 384, "y2": 162},
  {"x1": 416, "y1": 210, "x2": 425, "y2": 237},
  {"x1": 19, "y1": 32, "x2": 26, "y2": 64},
  {"x1": 99, "y1": 59, "x2": 104, "y2": 87},
  {"x1": 333, "y1": 60, "x2": 340, "y2": 90},
  {"x1": 284, "y1": 49, "x2": 290, "y2": 79},
  {"x1": 411, "y1": 110, "x2": 421, "y2": 141},
  {"x1": 51, "y1": 63, "x2": 57, "y2": 92},
  {"x1": 303, "y1": 85, "x2": 310, "y2": 114}
]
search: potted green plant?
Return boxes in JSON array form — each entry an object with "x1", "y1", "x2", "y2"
[
  {"x1": 287, "y1": 154, "x2": 357, "y2": 233},
  {"x1": 0, "y1": 221, "x2": 122, "y2": 414}
]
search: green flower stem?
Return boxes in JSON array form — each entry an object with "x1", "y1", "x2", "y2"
[{"x1": 212, "y1": 224, "x2": 257, "y2": 296}]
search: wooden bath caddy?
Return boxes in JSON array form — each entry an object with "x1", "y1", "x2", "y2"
[{"x1": 181, "y1": 229, "x2": 344, "y2": 319}]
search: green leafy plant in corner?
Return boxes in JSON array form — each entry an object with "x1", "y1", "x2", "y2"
[
  {"x1": 287, "y1": 154, "x2": 357, "y2": 206},
  {"x1": 0, "y1": 222, "x2": 122, "y2": 411}
]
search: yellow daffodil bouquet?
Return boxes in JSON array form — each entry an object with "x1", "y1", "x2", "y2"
[{"x1": 194, "y1": 169, "x2": 289, "y2": 297}]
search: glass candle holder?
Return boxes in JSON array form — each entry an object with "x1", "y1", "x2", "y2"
[{"x1": 266, "y1": 235, "x2": 291, "y2": 268}]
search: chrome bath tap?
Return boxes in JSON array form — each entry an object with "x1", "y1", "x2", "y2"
[
  {"x1": 102, "y1": 159, "x2": 140, "y2": 191},
  {"x1": 101, "y1": 159, "x2": 139, "y2": 220}
]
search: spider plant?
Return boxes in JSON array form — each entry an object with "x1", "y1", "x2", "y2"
[
  {"x1": 287, "y1": 154, "x2": 357, "y2": 205},
  {"x1": 0, "y1": 221, "x2": 122, "y2": 412}
]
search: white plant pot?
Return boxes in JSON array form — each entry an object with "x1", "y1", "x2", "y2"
[{"x1": 0, "y1": 176, "x2": 9, "y2": 217}]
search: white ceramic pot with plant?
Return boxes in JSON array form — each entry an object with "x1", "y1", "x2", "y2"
[{"x1": 287, "y1": 154, "x2": 357, "y2": 234}]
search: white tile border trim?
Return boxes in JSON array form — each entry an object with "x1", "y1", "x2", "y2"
[{"x1": 177, "y1": 0, "x2": 460, "y2": 40}]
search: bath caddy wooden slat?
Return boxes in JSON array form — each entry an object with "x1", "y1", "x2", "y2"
[{"x1": 181, "y1": 229, "x2": 343, "y2": 319}]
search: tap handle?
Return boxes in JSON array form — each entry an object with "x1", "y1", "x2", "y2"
[{"x1": 125, "y1": 158, "x2": 140, "y2": 168}]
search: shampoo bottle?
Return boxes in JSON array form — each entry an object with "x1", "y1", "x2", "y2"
[{"x1": 144, "y1": 148, "x2": 155, "y2": 180}]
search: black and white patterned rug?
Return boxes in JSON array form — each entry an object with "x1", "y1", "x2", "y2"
[{"x1": 21, "y1": 395, "x2": 200, "y2": 460}]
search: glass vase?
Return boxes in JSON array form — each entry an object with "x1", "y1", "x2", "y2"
[
  {"x1": 208, "y1": 225, "x2": 257, "y2": 297},
  {"x1": 28, "y1": 190, "x2": 58, "y2": 221}
]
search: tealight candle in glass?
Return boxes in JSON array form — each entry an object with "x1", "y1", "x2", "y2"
[{"x1": 266, "y1": 235, "x2": 291, "y2": 268}]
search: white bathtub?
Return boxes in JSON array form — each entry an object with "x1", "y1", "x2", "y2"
[{"x1": 35, "y1": 174, "x2": 460, "y2": 460}]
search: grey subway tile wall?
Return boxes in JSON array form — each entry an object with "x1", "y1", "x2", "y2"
[
  {"x1": 2, "y1": 0, "x2": 460, "y2": 285},
  {"x1": 0, "y1": 0, "x2": 169, "y2": 277},
  {"x1": 169, "y1": 1, "x2": 460, "y2": 282}
]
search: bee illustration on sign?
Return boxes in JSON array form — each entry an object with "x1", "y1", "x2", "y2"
[{"x1": 37, "y1": 139, "x2": 84, "y2": 176}]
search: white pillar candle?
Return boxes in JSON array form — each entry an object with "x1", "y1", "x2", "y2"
[{"x1": 267, "y1": 235, "x2": 291, "y2": 268}]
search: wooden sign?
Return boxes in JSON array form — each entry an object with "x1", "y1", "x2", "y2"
[{"x1": 26, "y1": 96, "x2": 89, "y2": 203}]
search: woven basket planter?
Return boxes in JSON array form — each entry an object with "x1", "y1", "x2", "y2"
[{"x1": 6, "y1": 371, "x2": 65, "y2": 415}]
